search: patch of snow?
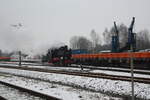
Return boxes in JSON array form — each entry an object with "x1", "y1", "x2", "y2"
[
  {"x1": 0, "y1": 83, "x2": 44, "y2": 100},
  {"x1": 0, "y1": 73, "x2": 122, "y2": 100},
  {"x1": 0, "y1": 68, "x2": 150, "y2": 99}
]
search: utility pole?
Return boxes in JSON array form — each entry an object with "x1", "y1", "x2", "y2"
[
  {"x1": 130, "y1": 45, "x2": 134, "y2": 100},
  {"x1": 128, "y1": 17, "x2": 135, "y2": 100},
  {"x1": 19, "y1": 51, "x2": 22, "y2": 66}
]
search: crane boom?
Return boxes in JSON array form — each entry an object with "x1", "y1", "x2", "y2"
[{"x1": 111, "y1": 21, "x2": 120, "y2": 52}]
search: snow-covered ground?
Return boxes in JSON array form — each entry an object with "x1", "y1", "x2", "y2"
[
  {"x1": 0, "y1": 73, "x2": 122, "y2": 100},
  {"x1": 0, "y1": 67, "x2": 150, "y2": 99},
  {"x1": 0, "y1": 83, "x2": 44, "y2": 100}
]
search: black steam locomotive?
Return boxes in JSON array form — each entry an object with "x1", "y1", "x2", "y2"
[{"x1": 48, "y1": 45, "x2": 72, "y2": 66}]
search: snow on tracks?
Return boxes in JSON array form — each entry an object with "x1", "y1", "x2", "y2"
[{"x1": 0, "y1": 67, "x2": 150, "y2": 99}]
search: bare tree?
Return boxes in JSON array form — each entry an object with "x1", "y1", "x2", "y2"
[
  {"x1": 136, "y1": 29, "x2": 150, "y2": 50},
  {"x1": 117, "y1": 24, "x2": 128, "y2": 46},
  {"x1": 103, "y1": 22, "x2": 150, "y2": 51},
  {"x1": 90, "y1": 29, "x2": 100, "y2": 47},
  {"x1": 69, "y1": 36, "x2": 79, "y2": 49},
  {"x1": 70, "y1": 36, "x2": 92, "y2": 50},
  {"x1": 90, "y1": 29, "x2": 101, "y2": 53},
  {"x1": 103, "y1": 23, "x2": 128, "y2": 49},
  {"x1": 103, "y1": 28, "x2": 111, "y2": 44}
]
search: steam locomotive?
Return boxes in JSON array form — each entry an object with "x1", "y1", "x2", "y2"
[
  {"x1": 48, "y1": 46, "x2": 72, "y2": 66},
  {"x1": 48, "y1": 45, "x2": 150, "y2": 68}
]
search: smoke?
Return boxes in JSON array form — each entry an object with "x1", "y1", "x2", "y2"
[
  {"x1": 33, "y1": 41, "x2": 66, "y2": 55},
  {"x1": 0, "y1": 24, "x2": 66, "y2": 56},
  {"x1": 0, "y1": 24, "x2": 35, "y2": 54}
]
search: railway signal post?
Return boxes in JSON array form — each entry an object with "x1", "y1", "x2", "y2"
[{"x1": 19, "y1": 51, "x2": 22, "y2": 66}]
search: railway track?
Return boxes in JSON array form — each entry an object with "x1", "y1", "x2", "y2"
[
  {"x1": 1, "y1": 62, "x2": 150, "y2": 75},
  {"x1": 73, "y1": 64, "x2": 150, "y2": 75},
  {"x1": 0, "y1": 65, "x2": 150, "y2": 84},
  {"x1": 0, "y1": 80, "x2": 61, "y2": 100}
]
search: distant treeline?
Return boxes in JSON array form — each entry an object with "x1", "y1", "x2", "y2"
[{"x1": 69, "y1": 23, "x2": 150, "y2": 53}]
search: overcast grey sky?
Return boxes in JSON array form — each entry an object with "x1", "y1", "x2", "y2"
[{"x1": 0, "y1": 0, "x2": 150, "y2": 54}]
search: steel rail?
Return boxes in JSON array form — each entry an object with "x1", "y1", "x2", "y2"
[
  {"x1": 73, "y1": 65, "x2": 150, "y2": 75},
  {"x1": 0, "y1": 65, "x2": 150, "y2": 84},
  {"x1": 1, "y1": 62, "x2": 150, "y2": 75},
  {"x1": 0, "y1": 80, "x2": 61, "y2": 100},
  {"x1": 1, "y1": 63, "x2": 150, "y2": 76}
]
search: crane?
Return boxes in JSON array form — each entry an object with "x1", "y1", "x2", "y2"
[
  {"x1": 112, "y1": 17, "x2": 136, "y2": 52},
  {"x1": 111, "y1": 21, "x2": 120, "y2": 52}
]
